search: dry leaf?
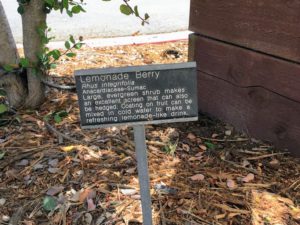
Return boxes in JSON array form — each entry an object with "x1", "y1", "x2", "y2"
[
  {"x1": 33, "y1": 164, "x2": 44, "y2": 170},
  {"x1": 48, "y1": 168, "x2": 60, "y2": 174},
  {"x1": 79, "y1": 189, "x2": 96, "y2": 203},
  {"x1": 48, "y1": 159, "x2": 59, "y2": 167},
  {"x1": 242, "y1": 173, "x2": 255, "y2": 183},
  {"x1": 212, "y1": 133, "x2": 219, "y2": 138},
  {"x1": 87, "y1": 198, "x2": 96, "y2": 211},
  {"x1": 0, "y1": 198, "x2": 6, "y2": 206},
  {"x1": 130, "y1": 195, "x2": 141, "y2": 200},
  {"x1": 84, "y1": 213, "x2": 93, "y2": 225},
  {"x1": 2, "y1": 215, "x2": 10, "y2": 222},
  {"x1": 5, "y1": 169, "x2": 20, "y2": 180},
  {"x1": 187, "y1": 133, "x2": 196, "y2": 140},
  {"x1": 126, "y1": 167, "x2": 136, "y2": 174},
  {"x1": 188, "y1": 156, "x2": 202, "y2": 161},
  {"x1": 227, "y1": 179, "x2": 237, "y2": 190},
  {"x1": 199, "y1": 144, "x2": 207, "y2": 151},
  {"x1": 61, "y1": 145, "x2": 76, "y2": 152},
  {"x1": 182, "y1": 143, "x2": 190, "y2": 152},
  {"x1": 47, "y1": 186, "x2": 64, "y2": 196},
  {"x1": 68, "y1": 189, "x2": 80, "y2": 202},
  {"x1": 16, "y1": 159, "x2": 29, "y2": 166},
  {"x1": 269, "y1": 159, "x2": 280, "y2": 168},
  {"x1": 242, "y1": 159, "x2": 250, "y2": 167},
  {"x1": 225, "y1": 130, "x2": 232, "y2": 136},
  {"x1": 190, "y1": 174, "x2": 205, "y2": 181},
  {"x1": 120, "y1": 189, "x2": 137, "y2": 196}
]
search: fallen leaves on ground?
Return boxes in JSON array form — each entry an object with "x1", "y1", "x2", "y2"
[{"x1": 0, "y1": 40, "x2": 300, "y2": 225}]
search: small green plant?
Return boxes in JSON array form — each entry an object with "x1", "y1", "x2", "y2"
[
  {"x1": 205, "y1": 141, "x2": 216, "y2": 150},
  {"x1": 44, "y1": 110, "x2": 68, "y2": 123},
  {"x1": 163, "y1": 139, "x2": 178, "y2": 156},
  {"x1": 37, "y1": 23, "x2": 84, "y2": 75}
]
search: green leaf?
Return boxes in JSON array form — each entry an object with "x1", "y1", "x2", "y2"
[
  {"x1": 54, "y1": 111, "x2": 68, "y2": 123},
  {"x1": 54, "y1": 114, "x2": 62, "y2": 123},
  {"x1": 17, "y1": 5, "x2": 24, "y2": 14},
  {"x1": 44, "y1": 0, "x2": 54, "y2": 6},
  {"x1": 20, "y1": 58, "x2": 30, "y2": 68},
  {"x1": 50, "y1": 63, "x2": 57, "y2": 69},
  {"x1": 43, "y1": 196, "x2": 57, "y2": 211},
  {"x1": 133, "y1": 6, "x2": 139, "y2": 17},
  {"x1": 71, "y1": 5, "x2": 81, "y2": 14},
  {"x1": 79, "y1": 5, "x2": 86, "y2": 12},
  {"x1": 74, "y1": 43, "x2": 83, "y2": 49},
  {"x1": 204, "y1": 142, "x2": 216, "y2": 149},
  {"x1": 62, "y1": 0, "x2": 69, "y2": 9},
  {"x1": 58, "y1": 111, "x2": 68, "y2": 117},
  {"x1": 66, "y1": 52, "x2": 76, "y2": 57},
  {"x1": 66, "y1": 10, "x2": 73, "y2": 17},
  {"x1": 120, "y1": 4, "x2": 133, "y2": 15},
  {"x1": 145, "y1": 13, "x2": 150, "y2": 20},
  {"x1": 69, "y1": 35, "x2": 75, "y2": 44},
  {"x1": 0, "y1": 104, "x2": 8, "y2": 114},
  {"x1": 49, "y1": 50, "x2": 61, "y2": 60},
  {"x1": 65, "y1": 41, "x2": 71, "y2": 49},
  {"x1": 0, "y1": 152, "x2": 5, "y2": 160}
]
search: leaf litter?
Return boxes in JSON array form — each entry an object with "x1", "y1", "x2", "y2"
[{"x1": 0, "y1": 40, "x2": 300, "y2": 225}]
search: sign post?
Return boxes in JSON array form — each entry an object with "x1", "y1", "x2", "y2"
[
  {"x1": 75, "y1": 62, "x2": 198, "y2": 224},
  {"x1": 134, "y1": 125, "x2": 153, "y2": 225}
]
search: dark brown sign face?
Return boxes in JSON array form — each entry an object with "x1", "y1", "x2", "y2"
[{"x1": 75, "y1": 62, "x2": 198, "y2": 128}]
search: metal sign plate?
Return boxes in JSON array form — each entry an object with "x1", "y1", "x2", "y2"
[{"x1": 75, "y1": 62, "x2": 198, "y2": 128}]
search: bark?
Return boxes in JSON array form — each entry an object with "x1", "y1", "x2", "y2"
[
  {"x1": 0, "y1": 1, "x2": 27, "y2": 108},
  {"x1": 22, "y1": 0, "x2": 46, "y2": 108}
]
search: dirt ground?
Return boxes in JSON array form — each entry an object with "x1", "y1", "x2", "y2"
[{"x1": 0, "y1": 40, "x2": 300, "y2": 225}]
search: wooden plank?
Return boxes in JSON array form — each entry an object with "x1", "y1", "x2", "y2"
[
  {"x1": 190, "y1": 34, "x2": 300, "y2": 103},
  {"x1": 189, "y1": 0, "x2": 300, "y2": 62},
  {"x1": 198, "y1": 72, "x2": 300, "y2": 156}
]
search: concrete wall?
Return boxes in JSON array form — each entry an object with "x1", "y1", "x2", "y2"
[{"x1": 2, "y1": 0, "x2": 190, "y2": 43}]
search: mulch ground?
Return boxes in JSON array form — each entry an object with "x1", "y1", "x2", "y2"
[{"x1": 0, "y1": 40, "x2": 300, "y2": 225}]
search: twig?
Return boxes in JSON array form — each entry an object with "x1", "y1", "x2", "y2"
[
  {"x1": 220, "y1": 158, "x2": 261, "y2": 176},
  {"x1": 45, "y1": 121, "x2": 83, "y2": 144},
  {"x1": 200, "y1": 137, "x2": 249, "y2": 142},
  {"x1": 42, "y1": 79, "x2": 76, "y2": 90},
  {"x1": 178, "y1": 209, "x2": 219, "y2": 225},
  {"x1": 9, "y1": 202, "x2": 31, "y2": 225},
  {"x1": 242, "y1": 183, "x2": 276, "y2": 188},
  {"x1": 247, "y1": 152, "x2": 287, "y2": 161},
  {"x1": 146, "y1": 140, "x2": 166, "y2": 147},
  {"x1": 122, "y1": 0, "x2": 149, "y2": 25},
  {"x1": 236, "y1": 150, "x2": 262, "y2": 155},
  {"x1": 20, "y1": 152, "x2": 45, "y2": 175},
  {"x1": 0, "y1": 147, "x2": 46, "y2": 170},
  {"x1": 213, "y1": 203, "x2": 250, "y2": 214},
  {"x1": 157, "y1": 192, "x2": 167, "y2": 225}
]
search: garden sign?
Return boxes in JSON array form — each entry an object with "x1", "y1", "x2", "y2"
[{"x1": 75, "y1": 62, "x2": 198, "y2": 225}]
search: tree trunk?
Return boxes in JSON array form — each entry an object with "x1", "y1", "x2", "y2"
[
  {"x1": 22, "y1": 0, "x2": 46, "y2": 108},
  {"x1": 0, "y1": 0, "x2": 27, "y2": 108}
]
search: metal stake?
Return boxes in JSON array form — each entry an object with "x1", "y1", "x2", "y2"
[{"x1": 133, "y1": 125, "x2": 153, "y2": 225}]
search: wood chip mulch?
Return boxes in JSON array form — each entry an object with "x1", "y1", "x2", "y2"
[{"x1": 0, "y1": 40, "x2": 300, "y2": 225}]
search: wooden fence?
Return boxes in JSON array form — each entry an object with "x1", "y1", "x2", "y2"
[{"x1": 189, "y1": 0, "x2": 300, "y2": 156}]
